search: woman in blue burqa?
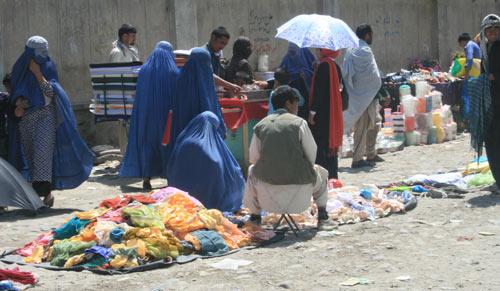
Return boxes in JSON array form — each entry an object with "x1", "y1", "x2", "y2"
[
  {"x1": 167, "y1": 111, "x2": 244, "y2": 212},
  {"x1": 166, "y1": 47, "x2": 226, "y2": 151},
  {"x1": 280, "y1": 43, "x2": 316, "y2": 119},
  {"x1": 120, "y1": 41, "x2": 178, "y2": 190},
  {"x1": 8, "y1": 36, "x2": 94, "y2": 207}
]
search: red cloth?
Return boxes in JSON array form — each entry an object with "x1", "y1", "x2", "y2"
[
  {"x1": 219, "y1": 98, "x2": 268, "y2": 131},
  {"x1": 0, "y1": 267, "x2": 36, "y2": 285},
  {"x1": 309, "y1": 49, "x2": 344, "y2": 154},
  {"x1": 161, "y1": 110, "x2": 173, "y2": 145},
  {"x1": 99, "y1": 196, "x2": 132, "y2": 209},
  {"x1": 129, "y1": 194, "x2": 157, "y2": 204}
]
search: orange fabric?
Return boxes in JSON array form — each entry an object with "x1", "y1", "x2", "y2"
[
  {"x1": 309, "y1": 49, "x2": 344, "y2": 154},
  {"x1": 156, "y1": 193, "x2": 206, "y2": 239}
]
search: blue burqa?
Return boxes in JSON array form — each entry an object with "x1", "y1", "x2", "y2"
[
  {"x1": 168, "y1": 47, "x2": 226, "y2": 154},
  {"x1": 120, "y1": 41, "x2": 178, "y2": 178},
  {"x1": 167, "y1": 111, "x2": 244, "y2": 212},
  {"x1": 8, "y1": 36, "x2": 94, "y2": 190},
  {"x1": 280, "y1": 43, "x2": 315, "y2": 87}
]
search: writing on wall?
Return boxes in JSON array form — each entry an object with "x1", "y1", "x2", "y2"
[{"x1": 248, "y1": 9, "x2": 275, "y2": 54}]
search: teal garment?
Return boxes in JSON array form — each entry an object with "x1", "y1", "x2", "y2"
[
  {"x1": 191, "y1": 230, "x2": 229, "y2": 256},
  {"x1": 267, "y1": 85, "x2": 304, "y2": 115},
  {"x1": 79, "y1": 255, "x2": 108, "y2": 268},
  {"x1": 50, "y1": 240, "x2": 95, "y2": 267},
  {"x1": 53, "y1": 217, "x2": 90, "y2": 240},
  {"x1": 110, "y1": 227, "x2": 125, "y2": 243}
]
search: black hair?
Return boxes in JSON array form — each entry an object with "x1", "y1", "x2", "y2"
[
  {"x1": 2, "y1": 73, "x2": 11, "y2": 86},
  {"x1": 274, "y1": 68, "x2": 290, "y2": 85},
  {"x1": 233, "y1": 36, "x2": 252, "y2": 59},
  {"x1": 271, "y1": 86, "x2": 300, "y2": 110},
  {"x1": 211, "y1": 26, "x2": 230, "y2": 39},
  {"x1": 356, "y1": 23, "x2": 373, "y2": 39},
  {"x1": 118, "y1": 24, "x2": 137, "y2": 39},
  {"x1": 458, "y1": 33, "x2": 471, "y2": 43}
]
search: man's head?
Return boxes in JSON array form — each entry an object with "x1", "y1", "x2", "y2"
[
  {"x1": 356, "y1": 24, "x2": 373, "y2": 45},
  {"x1": 271, "y1": 86, "x2": 300, "y2": 115},
  {"x1": 458, "y1": 33, "x2": 471, "y2": 48},
  {"x1": 2, "y1": 73, "x2": 11, "y2": 93},
  {"x1": 118, "y1": 24, "x2": 137, "y2": 46},
  {"x1": 485, "y1": 26, "x2": 500, "y2": 42},
  {"x1": 274, "y1": 68, "x2": 290, "y2": 87},
  {"x1": 209, "y1": 27, "x2": 230, "y2": 52}
]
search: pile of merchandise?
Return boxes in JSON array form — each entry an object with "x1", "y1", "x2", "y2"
[
  {"x1": 383, "y1": 81, "x2": 457, "y2": 146},
  {"x1": 2, "y1": 187, "x2": 275, "y2": 273},
  {"x1": 266, "y1": 183, "x2": 416, "y2": 227},
  {"x1": 88, "y1": 62, "x2": 141, "y2": 120}
]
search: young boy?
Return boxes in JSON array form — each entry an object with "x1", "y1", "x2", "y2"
[{"x1": 268, "y1": 68, "x2": 304, "y2": 115}]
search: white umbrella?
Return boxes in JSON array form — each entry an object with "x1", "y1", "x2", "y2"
[{"x1": 276, "y1": 14, "x2": 359, "y2": 50}]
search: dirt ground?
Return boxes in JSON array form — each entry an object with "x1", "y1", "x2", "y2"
[{"x1": 1, "y1": 134, "x2": 499, "y2": 291}]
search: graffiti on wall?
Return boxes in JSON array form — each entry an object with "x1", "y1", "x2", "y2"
[{"x1": 248, "y1": 9, "x2": 276, "y2": 54}]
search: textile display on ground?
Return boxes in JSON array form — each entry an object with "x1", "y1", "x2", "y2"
[
  {"x1": 379, "y1": 157, "x2": 495, "y2": 199},
  {"x1": 0, "y1": 187, "x2": 279, "y2": 275},
  {"x1": 265, "y1": 183, "x2": 417, "y2": 227},
  {"x1": 88, "y1": 62, "x2": 142, "y2": 121}
]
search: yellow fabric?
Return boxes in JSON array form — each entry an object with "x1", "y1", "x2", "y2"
[
  {"x1": 464, "y1": 161, "x2": 490, "y2": 175},
  {"x1": 63, "y1": 254, "x2": 86, "y2": 268},
  {"x1": 23, "y1": 245, "x2": 44, "y2": 264},
  {"x1": 75, "y1": 208, "x2": 109, "y2": 220},
  {"x1": 124, "y1": 227, "x2": 183, "y2": 259}
]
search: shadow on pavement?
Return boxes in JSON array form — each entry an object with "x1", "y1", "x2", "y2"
[
  {"x1": 467, "y1": 193, "x2": 500, "y2": 208},
  {"x1": 0, "y1": 207, "x2": 82, "y2": 222}
]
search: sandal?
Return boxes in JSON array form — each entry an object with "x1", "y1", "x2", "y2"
[{"x1": 43, "y1": 193, "x2": 55, "y2": 208}]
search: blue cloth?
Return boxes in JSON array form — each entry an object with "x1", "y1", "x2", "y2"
[
  {"x1": 110, "y1": 227, "x2": 125, "y2": 243},
  {"x1": 84, "y1": 246, "x2": 112, "y2": 260},
  {"x1": 53, "y1": 217, "x2": 90, "y2": 240},
  {"x1": 280, "y1": 43, "x2": 315, "y2": 87},
  {"x1": 8, "y1": 42, "x2": 95, "y2": 189},
  {"x1": 168, "y1": 48, "x2": 226, "y2": 156},
  {"x1": 120, "y1": 41, "x2": 178, "y2": 178},
  {"x1": 464, "y1": 40, "x2": 482, "y2": 68},
  {"x1": 167, "y1": 111, "x2": 244, "y2": 212},
  {"x1": 267, "y1": 85, "x2": 304, "y2": 115},
  {"x1": 191, "y1": 230, "x2": 229, "y2": 256}
]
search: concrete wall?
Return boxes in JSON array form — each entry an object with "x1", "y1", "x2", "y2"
[{"x1": 0, "y1": 0, "x2": 498, "y2": 145}]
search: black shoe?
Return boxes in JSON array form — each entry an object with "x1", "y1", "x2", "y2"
[
  {"x1": 143, "y1": 180, "x2": 152, "y2": 191},
  {"x1": 249, "y1": 214, "x2": 262, "y2": 225},
  {"x1": 367, "y1": 155, "x2": 385, "y2": 163},
  {"x1": 351, "y1": 160, "x2": 373, "y2": 169},
  {"x1": 317, "y1": 207, "x2": 329, "y2": 221}
]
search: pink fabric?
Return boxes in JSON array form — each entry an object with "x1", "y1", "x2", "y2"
[{"x1": 16, "y1": 232, "x2": 53, "y2": 257}]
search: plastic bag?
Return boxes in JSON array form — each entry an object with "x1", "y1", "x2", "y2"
[
  {"x1": 450, "y1": 58, "x2": 481, "y2": 78},
  {"x1": 122, "y1": 205, "x2": 165, "y2": 230},
  {"x1": 467, "y1": 171, "x2": 495, "y2": 187}
]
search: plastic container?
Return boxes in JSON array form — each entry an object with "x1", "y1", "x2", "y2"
[
  {"x1": 401, "y1": 96, "x2": 417, "y2": 117},
  {"x1": 405, "y1": 116, "x2": 416, "y2": 132},
  {"x1": 430, "y1": 91, "x2": 443, "y2": 110},
  {"x1": 436, "y1": 127, "x2": 445, "y2": 143},
  {"x1": 415, "y1": 113, "x2": 429, "y2": 130},
  {"x1": 425, "y1": 95, "x2": 433, "y2": 112},
  {"x1": 419, "y1": 130, "x2": 428, "y2": 144},
  {"x1": 416, "y1": 81, "x2": 430, "y2": 98},
  {"x1": 257, "y1": 54, "x2": 269, "y2": 72},
  {"x1": 417, "y1": 97, "x2": 426, "y2": 113},
  {"x1": 405, "y1": 131, "x2": 418, "y2": 146},
  {"x1": 428, "y1": 126, "x2": 437, "y2": 144},
  {"x1": 432, "y1": 111, "x2": 442, "y2": 127},
  {"x1": 399, "y1": 84, "x2": 411, "y2": 97},
  {"x1": 394, "y1": 132, "x2": 406, "y2": 141}
]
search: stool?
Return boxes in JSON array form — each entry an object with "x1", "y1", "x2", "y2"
[{"x1": 273, "y1": 214, "x2": 301, "y2": 236}]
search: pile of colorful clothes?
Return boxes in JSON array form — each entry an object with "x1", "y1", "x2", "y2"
[{"x1": 10, "y1": 187, "x2": 275, "y2": 271}]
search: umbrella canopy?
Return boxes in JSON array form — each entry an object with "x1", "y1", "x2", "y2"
[
  {"x1": 0, "y1": 157, "x2": 44, "y2": 210},
  {"x1": 276, "y1": 14, "x2": 359, "y2": 51}
]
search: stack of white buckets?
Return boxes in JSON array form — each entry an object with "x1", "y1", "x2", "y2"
[{"x1": 383, "y1": 81, "x2": 457, "y2": 146}]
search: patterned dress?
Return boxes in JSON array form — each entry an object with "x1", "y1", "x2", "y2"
[{"x1": 18, "y1": 81, "x2": 57, "y2": 182}]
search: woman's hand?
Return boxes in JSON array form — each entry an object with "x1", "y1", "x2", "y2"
[
  {"x1": 255, "y1": 80, "x2": 268, "y2": 89},
  {"x1": 29, "y1": 59, "x2": 46, "y2": 83}
]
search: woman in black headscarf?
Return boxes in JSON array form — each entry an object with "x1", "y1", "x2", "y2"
[{"x1": 226, "y1": 37, "x2": 268, "y2": 88}]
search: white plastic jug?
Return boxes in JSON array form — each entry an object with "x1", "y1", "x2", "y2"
[
  {"x1": 258, "y1": 54, "x2": 269, "y2": 72},
  {"x1": 415, "y1": 81, "x2": 431, "y2": 99}
]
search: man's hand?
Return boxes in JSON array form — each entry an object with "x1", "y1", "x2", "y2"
[
  {"x1": 489, "y1": 74, "x2": 496, "y2": 81},
  {"x1": 255, "y1": 80, "x2": 268, "y2": 89},
  {"x1": 308, "y1": 113, "x2": 316, "y2": 125},
  {"x1": 227, "y1": 83, "x2": 242, "y2": 94}
]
